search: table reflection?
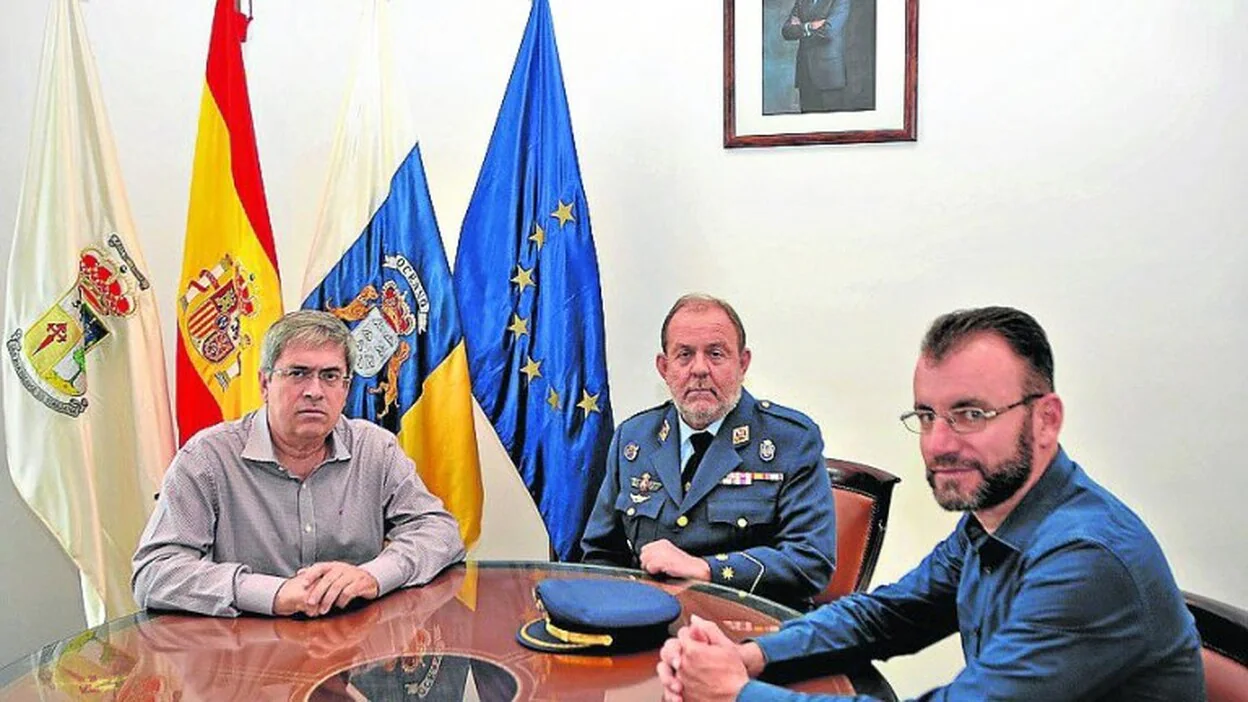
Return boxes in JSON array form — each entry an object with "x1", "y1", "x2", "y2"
[
  {"x1": 0, "y1": 561, "x2": 890, "y2": 701},
  {"x1": 311, "y1": 654, "x2": 520, "y2": 702}
]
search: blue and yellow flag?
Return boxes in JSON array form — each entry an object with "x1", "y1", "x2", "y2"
[
  {"x1": 454, "y1": 0, "x2": 613, "y2": 561},
  {"x1": 302, "y1": 1, "x2": 482, "y2": 546}
]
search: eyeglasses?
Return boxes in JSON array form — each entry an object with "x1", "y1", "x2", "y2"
[
  {"x1": 269, "y1": 366, "x2": 351, "y2": 386},
  {"x1": 899, "y1": 393, "x2": 1045, "y2": 434}
]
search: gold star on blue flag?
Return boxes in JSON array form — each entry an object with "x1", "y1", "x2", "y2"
[{"x1": 453, "y1": 0, "x2": 613, "y2": 561}]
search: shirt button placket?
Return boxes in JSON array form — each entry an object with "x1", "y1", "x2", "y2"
[{"x1": 299, "y1": 478, "x2": 315, "y2": 566}]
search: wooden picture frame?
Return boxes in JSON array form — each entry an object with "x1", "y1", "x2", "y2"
[{"x1": 724, "y1": 0, "x2": 918, "y2": 148}]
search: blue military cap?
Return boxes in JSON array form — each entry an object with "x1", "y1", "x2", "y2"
[{"x1": 517, "y1": 578, "x2": 682, "y2": 654}]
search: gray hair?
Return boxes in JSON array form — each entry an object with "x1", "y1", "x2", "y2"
[
  {"x1": 259, "y1": 310, "x2": 357, "y2": 373},
  {"x1": 660, "y1": 293, "x2": 747, "y2": 353}
]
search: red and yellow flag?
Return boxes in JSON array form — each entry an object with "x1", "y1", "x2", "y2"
[{"x1": 176, "y1": 0, "x2": 281, "y2": 443}]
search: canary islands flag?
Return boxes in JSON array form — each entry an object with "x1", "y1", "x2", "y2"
[
  {"x1": 175, "y1": 0, "x2": 282, "y2": 444},
  {"x1": 454, "y1": 0, "x2": 614, "y2": 561},
  {"x1": 302, "y1": 0, "x2": 483, "y2": 547},
  {"x1": 2, "y1": 0, "x2": 175, "y2": 626}
]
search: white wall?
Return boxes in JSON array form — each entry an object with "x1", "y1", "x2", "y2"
[{"x1": 1, "y1": 1, "x2": 1245, "y2": 696}]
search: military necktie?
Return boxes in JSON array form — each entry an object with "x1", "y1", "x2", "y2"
[{"x1": 682, "y1": 432, "x2": 713, "y2": 496}]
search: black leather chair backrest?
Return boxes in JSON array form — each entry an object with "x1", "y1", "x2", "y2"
[{"x1": 1185, "y1": 591, "x2": 1248, "y2": 702}]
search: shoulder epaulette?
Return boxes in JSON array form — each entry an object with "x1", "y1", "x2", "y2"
[{"x1": 756, "y1": 399, "x2": 816, "y2": 429}]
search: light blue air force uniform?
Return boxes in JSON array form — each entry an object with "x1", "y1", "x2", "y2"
[{"x1": 581, "y1": 390, "x2": 836, "y2": 608}]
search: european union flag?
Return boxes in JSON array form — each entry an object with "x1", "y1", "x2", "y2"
[{"x1": 454, "y1": 0, "x2": 613, "y2": 561}]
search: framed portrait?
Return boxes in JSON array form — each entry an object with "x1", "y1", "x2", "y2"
[{"x1": 723, "y1": 0, "x2": 918, "y2": 148}]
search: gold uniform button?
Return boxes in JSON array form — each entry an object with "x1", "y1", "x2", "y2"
[
  {"x1": 737, "y1": 517, "x2": 749, "y2": 528},
  {"x1": 761, "y1": 400, "x2": 771, "y2": 408},
  {"x1": 626, "y1": 507, "x2": 636, "y2": 516},
  {"x1": 676, "y1": 515, "x2": 689, "y2": 527}
]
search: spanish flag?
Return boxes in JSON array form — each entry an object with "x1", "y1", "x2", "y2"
[
  {"x1": 301, "y1": 1, "x2": 483, "y2": 547},
  {"x1": 175, "y1": 0, "x2": 281, "y2": 443}
]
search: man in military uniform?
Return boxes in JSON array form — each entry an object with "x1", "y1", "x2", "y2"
[{"x1": 581, "y1": 294, "x2": 836, "y2": 609}]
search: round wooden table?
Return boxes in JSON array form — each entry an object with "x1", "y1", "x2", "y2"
[{"x1": 0, "y1": 561, "x2": 894, "y2": 701}]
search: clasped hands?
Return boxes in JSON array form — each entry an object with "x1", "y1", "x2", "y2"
[
  {"x1": 274, "y1": 561, "x2": 380, "y2": 617},
  {"x1": 657, "y1": 615, "x2": 766, "y2": 702}
]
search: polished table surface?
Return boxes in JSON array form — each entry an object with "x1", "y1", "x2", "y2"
[{"x1": 0, "y1": 561, "x2": 893, "y2": 701}]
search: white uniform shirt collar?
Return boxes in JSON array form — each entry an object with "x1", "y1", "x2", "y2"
[{"x1": 678, "y1": 414, "x2": 726, "y2": 468}]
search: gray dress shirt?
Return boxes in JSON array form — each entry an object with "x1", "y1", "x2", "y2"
[{"x1": 132, "y1": 408, "x2": 466, "y2": 617}]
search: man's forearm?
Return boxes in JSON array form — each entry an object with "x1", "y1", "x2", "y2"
[
  {"x1": 740, "y1": 641, "x2": 767, "y2": 677},
  {"x1": 374, "y1": 511, "x2": 466, "y2": 593},
  {"x1": 133, "y1": 552, "x2": 255, "y2": 617}
]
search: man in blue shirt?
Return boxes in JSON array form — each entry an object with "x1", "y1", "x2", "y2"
[{"x1": 658, "y1": 306, "x2": 1204, "y2": 701}]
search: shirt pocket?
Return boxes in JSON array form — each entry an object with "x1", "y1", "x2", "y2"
[
  {"x1": 706, "y1": 499, "x2": 776, "y2": 532},
  {"x1": 615, "y1": 492, "x2": 663, "y2": 547}
]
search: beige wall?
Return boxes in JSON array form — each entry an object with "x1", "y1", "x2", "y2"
[{"x1": 2, "y1": 1, "x2": 1245, "y2": 695}]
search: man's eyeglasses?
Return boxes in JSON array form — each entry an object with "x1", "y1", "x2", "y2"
[
  {"x1": 269, "y1": 366, "x2": 351, "y2": 386},
  {"x1": 899, "y1": 393, "x2": 1045, "y2": 434}
]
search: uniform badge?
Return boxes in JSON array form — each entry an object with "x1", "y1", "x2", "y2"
[
  {"x1": 624, "y1": 442, "x2": 639, "y2": 461},
  {"x1": 759, "y1": 439, "x2": 776, "y2": 462},
  {"x1": 658, "y1": 419, "x2": 670, "y2": 443},
  {"x1": 731, "y1": 425, "x2": 750, "y2": 446},
  {"x1": 629, "y1": 493, "x2": 651, "y2": 504},
  {"x1": 630, "y1": 472, "x2": 663, "y2": 494}
]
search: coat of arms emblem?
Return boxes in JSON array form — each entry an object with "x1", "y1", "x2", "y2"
[
  {"x1": 327, "y1": 254, "x2": 429, "y2": 417},
  {"x1": 6, "y1": 235, "x2": 146, "y2": 417},
  {"x1": 178, "y1": 254, "x2": 259, "y2": 391}
]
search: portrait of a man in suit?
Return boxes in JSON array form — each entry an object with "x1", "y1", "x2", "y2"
[{"x1": 763, "y1": 0, "x2": 877, "y2": 114}]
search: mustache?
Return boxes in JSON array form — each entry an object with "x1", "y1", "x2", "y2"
[{"x1": 926, "y1": 453, "x2": 986, "y2": 476}]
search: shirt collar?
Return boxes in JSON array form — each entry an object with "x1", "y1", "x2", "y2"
[
  {"x1": 241, "y1": 406, "x2": 352, "y2": 465},
  {"x1": 963, "y1": 446, "x2": 1077, "y2": 555},
  {"x1": 677, "y1": 413, "x2": 727, "y2": 447}
]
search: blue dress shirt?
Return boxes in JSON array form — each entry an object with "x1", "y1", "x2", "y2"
[{"x1": 742, "y1": 448, "x2": 1204, "y2": 701}]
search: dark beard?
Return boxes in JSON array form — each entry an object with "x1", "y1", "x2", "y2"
[{"x1": 926, "y1": 416, "x2": 1033, "y2": 512}]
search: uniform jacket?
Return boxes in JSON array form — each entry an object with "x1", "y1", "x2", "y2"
[{"x1": 581, "y1": 390, "x2": 836, "y2": 608}]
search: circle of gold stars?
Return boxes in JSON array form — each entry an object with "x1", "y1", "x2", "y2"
[{"x1": 502, "y1": 198, "x2": 602, "y2": 418}]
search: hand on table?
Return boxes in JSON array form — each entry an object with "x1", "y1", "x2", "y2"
[
  {"x1": 274, "y1": 561, "x2": 380, "y2": 617},
  {"x1": 658, "y1": 615, "x2": 763, "y2": 702},
  {"x1": 639, "y1": 540, "x2": 712, "y2": 581}
]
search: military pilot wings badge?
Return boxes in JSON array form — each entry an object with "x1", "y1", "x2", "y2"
[
  {"x1": 7, "y1": 235, "x2": 148, "y2": 417},
  {"x1": 325, "y1": 254, "x2": 429, "y2": 417}
]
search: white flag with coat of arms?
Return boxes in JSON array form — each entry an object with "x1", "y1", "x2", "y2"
[{"x1": 2, "y1": 0, "x2": 175, "y2": 626}]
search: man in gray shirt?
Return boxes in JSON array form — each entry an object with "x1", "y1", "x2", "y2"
[{"x1": 132, "y1": 310, "x2": 465, "y2": 617}]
